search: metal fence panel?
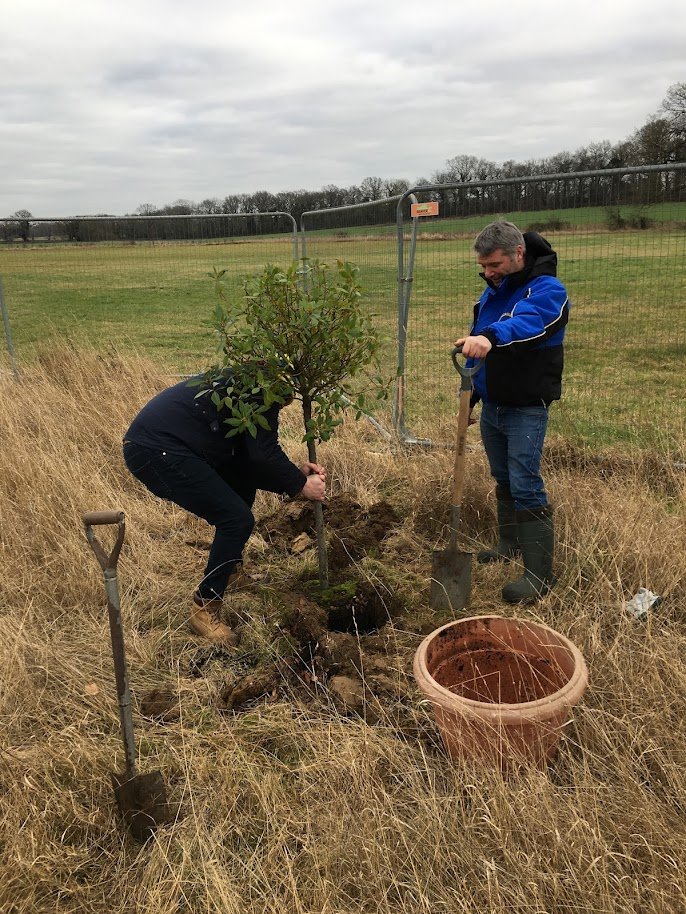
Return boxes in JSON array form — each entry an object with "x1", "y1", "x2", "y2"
[
  {"x1": 299, "y1": 197, "x2": 409, "y2": 432},
  {"x1": 0, "y1": 213, "x2": 297, "y2": 374},
  {"x1": 395, "y1": 164, "x2": 686, "y2": 454},
  {"x1": 2, "y1": 167, "x2": 685, "y2": 456}
]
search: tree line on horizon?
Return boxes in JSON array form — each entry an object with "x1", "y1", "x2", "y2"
[
  {"x1": 3, "y1": 82, "x2": 685, "y2": 242},
  {"x1": 130, "y1": 82, "x2": 686, "y2": 223}
]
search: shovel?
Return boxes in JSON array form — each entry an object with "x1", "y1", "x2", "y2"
[
  {"x1": 83, "y1": 509, "x2": 170, "y2": 842},
  {"x1": 429, "y1": 346, "x2": 483, "y2": 613}
]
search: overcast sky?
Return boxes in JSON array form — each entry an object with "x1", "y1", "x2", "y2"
[{"x1": 2, "y1": 0, "x2": 685, "y2": 217}]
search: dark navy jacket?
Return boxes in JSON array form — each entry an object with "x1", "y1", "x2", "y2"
[
  {"x1": 468, "y1": 232, "x2": 570, "y2": 407},
  {"x1": 124, "y1": 376, "x2": 307, "y2": 497}
]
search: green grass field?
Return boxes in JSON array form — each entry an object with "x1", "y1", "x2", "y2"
[
  {"x1": 1, "y1": 213, "x2": 685, "y2": 454},
  {"x1": 303, "y1": 200, "x2": 686, "y2": 237}
]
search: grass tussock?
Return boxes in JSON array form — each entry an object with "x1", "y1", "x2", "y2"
[{"x1": 1, "y1": 343, "x2": 685, "y2": 913}]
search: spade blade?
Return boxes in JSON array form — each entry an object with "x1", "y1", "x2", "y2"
[{"x1": 430, "y1": 548, "x2": 472, "y2": 613}]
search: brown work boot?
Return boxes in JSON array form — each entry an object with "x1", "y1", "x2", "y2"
[
  {"x1": 189, "y1": 594, "x2": 239, "y2": 645},
  {"x1": 226, "y1": 563, "x2": 257, "y2": 593}
]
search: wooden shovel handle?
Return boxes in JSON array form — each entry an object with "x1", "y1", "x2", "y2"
[
  {"x1": 451, "y1": 388, "x2": 472, "y2": 506},
  {"x1": 83, "y1": 510, "x2": 125, "y2": 526},
  {"x1": 449, "y1": 345, "x2": 483, "y2": 507}
]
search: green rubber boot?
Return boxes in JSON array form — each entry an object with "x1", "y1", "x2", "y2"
[
  {"x1": 502, "y1": 507, "x2": 556, "y2": 604},
  {"x1": 477, "y1": 485, "x2": 520, "y2": 564}
]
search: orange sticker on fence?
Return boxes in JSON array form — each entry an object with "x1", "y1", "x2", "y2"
[{"x1": 410, "y1": 201, "x2": 439, "y2": 217}]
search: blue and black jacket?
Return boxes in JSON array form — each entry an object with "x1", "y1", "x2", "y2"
[{"x1": 468, "y1": 232, "x2": 570, "y2": 407}]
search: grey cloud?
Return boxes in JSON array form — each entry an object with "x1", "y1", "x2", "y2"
[{"x1": 1, "y1": 0, "x2": 684, "y2": 216}]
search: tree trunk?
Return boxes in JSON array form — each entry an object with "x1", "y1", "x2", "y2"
[{"x1": 302, "y1": 398, "x2": 329, "y2": 588}]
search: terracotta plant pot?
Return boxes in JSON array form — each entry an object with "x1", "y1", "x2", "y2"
[{"x1": 413, "y1": 615, "x2": 588, "y2": 769}]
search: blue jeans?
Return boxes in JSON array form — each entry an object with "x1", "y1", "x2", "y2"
[
  {"x1": 479, "y1": 403, "x2": 549, "y2": 511},
  {"x1": 123, "y1": 441, "x2": 259, "y2": 601}
]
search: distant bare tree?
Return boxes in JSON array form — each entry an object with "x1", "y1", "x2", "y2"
[
  {"x1": 247, "y1": 190, "x2": 278, "y2": 213},
  {"x1": 197, "y1": 197, "x2": 222, "y2": 214},
  {"x1": 320, "y1": 184, "x2": 348, "y2": 208},
  {"x1": 221, "y1": 194, "x2": 244, "y2": 214},
  {"x1": 631, "y1": 118, "x2": 679, "y2": 164},
  {"x1": 660, "y1": 82, "x2": 686, "y2": 137},
  {"x1": 359, "y1": 176, "x2": 385, "y2": 201},
  {"x1": 163, "y1": 199, "x2": 193, "y2": 215},
  {"x1": 383, "y1": 178, "x2": 410, "y2": 197},
  {"x1": 432, "y1": 154, "x2": 497, "y2": 185},
  {"x1": 11, "y1": 210, "x2": 33, "y2": 242}
]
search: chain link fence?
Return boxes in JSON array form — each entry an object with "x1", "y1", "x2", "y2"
[
  {"x1": 0, "y1": 213, "x2": 297, "y2": 375},
  {"x1": 394, "y1": 164, "x2": 686, "y2": 453},
  {"x1": 1, "y1": 165, "x2": 685, "y2": 454}
]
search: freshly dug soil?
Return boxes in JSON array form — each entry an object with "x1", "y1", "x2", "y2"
[
  {"x1": 258, "y1": 496, "x2": 401, "y2": 570},
  {"x1": 186, "y1": 497, "x2": 413, "y2": 718},
  {"x1": 217, "y1": 588, "x2": 411, "y2": 717}
]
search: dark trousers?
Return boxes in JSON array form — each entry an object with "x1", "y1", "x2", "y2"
[{"x1": 123, "y1": 442, "x2": 259, "y2": 601}]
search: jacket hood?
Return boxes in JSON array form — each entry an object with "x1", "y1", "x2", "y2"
[{"x1": 510, "y1": 231, "x2": 558, "y2": 288}]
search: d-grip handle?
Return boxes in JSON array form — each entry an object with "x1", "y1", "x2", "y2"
[
  {"x1": 451, "y1": 344, "x2": 484, "y2": 378},
  {"x1": 83, "y1": 510, "x2": 125, "y2": 526},
  {"x1": 83, "y1": 510, "x2": 126, "y2": 572}
]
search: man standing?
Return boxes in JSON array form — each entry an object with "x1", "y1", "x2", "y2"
[
  {"x1": 455, "y1": 221, "x2": 569, "y2": 604},
  {"x1": 123, "y1": 370, "x2": 326, "y2": 643}
]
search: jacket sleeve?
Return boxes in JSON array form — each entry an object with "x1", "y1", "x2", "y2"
[
  {"x1": 481, "y1": 277, "x2": 569, "y2": 350},
  {"x1": 242, "y1": 405, "x2": 308, "y2": 497}
]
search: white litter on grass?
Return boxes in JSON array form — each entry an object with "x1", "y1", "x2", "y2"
[{"x1": 624, "y1": 587, "x2": 663, "y2": 621}]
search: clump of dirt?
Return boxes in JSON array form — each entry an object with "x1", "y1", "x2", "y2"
[
  {"x1": 217, "y1": 588, "x2": 411, "y2": 718},
  {"x1": 139, "y1": 687, "x2": 180, "y2": 723},
  {"x1": 218, "y1": 593, "x2": 327, "y2": 713},
  {"x1": 412, "y1": 491, "x2": 488, "y2": 541},
  {"x1": 209, "y1": 497, "x2": 409, "y2": 716},
  {"x1": 314, "y1": 579, "x2": 402, "y2": 634},
  {"x1": 329, "y1": 501, "x2": 401, "y2": 570},
  {"x1": 186, "y1": 645, "x2": 254, "y2": 680},
  {"x1": 258, "y1": 496, "x2": 401, "y2": 570},
  {"x1": 220, "y1": 668, "x2": 282, "y2": 711}
]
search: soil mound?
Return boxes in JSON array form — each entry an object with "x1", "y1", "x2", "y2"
[{"x1": 258, "y1": 496, "x2": 401, "y2": 570}]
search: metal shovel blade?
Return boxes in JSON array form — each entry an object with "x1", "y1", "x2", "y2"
[
  {"x1": 111, "y1": 769, "x2": 170, "y2": 843},
  {"x1": 430, "y1": 547, "x2": 472, "y2": 613}
]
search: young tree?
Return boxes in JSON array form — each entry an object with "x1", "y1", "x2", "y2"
[{"x1": 199, "y1": 259, "x2": 390, "y2": 588}]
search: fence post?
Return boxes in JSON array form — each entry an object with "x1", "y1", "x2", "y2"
[
  {"x1": 0, "y1": 278, "x2": 21, "y2": 380},
  {"x1": 394, "y1": 193, "x2": 430, "y2": 446}
]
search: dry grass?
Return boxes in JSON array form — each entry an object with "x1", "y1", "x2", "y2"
[{"x1": 1, "y1": 344, "x2": 685, "y2": 913}]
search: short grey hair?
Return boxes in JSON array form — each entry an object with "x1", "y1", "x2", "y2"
[{"x1": 473, "y1": 221, "x2": 525, "y2": 257}]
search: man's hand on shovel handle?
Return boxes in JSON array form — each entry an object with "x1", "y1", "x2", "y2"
[{"x1": 454, "y1": 335, "x2": 493, "y2": 359}]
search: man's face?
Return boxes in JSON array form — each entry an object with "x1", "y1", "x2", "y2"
[{"x1": 477, "y1": 245, "x2": 525, "y2": 286}]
